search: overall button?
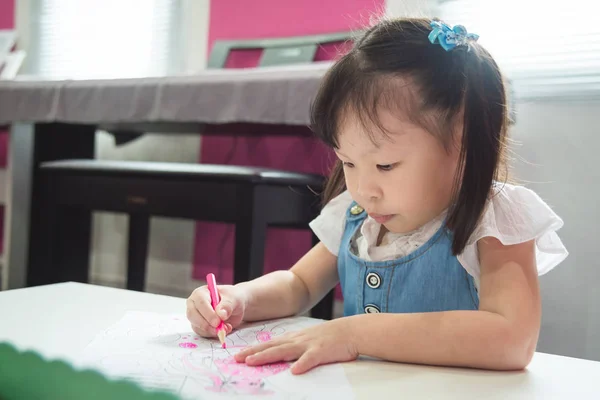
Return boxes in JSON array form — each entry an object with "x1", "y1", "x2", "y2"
[
  {"x1": 366, "y1": 272, "x2": 381, "y2": 289},
  {"x1": 350, "y1": 204, "x2": 364, "y2": 215},
  {"x1": 364, "y1": 304, "x2": 380, "y2": 314}
]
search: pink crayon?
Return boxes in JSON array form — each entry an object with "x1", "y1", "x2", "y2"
[{"x1": 206, "y1": 273, "x2": 227, "y2": 348}]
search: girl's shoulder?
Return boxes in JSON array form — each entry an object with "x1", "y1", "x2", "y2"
[
  {"x1": 458, "y1": 182, "x2": 568, "y2": 283},
  {"x1": 308, "y1": 190, "x2": 353, "y2": 256}
]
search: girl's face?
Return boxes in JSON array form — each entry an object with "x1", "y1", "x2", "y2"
[{"x1": 336, "y1": 108, "x2": 460, "y2": 234}]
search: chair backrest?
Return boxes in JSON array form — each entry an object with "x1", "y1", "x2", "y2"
[{"x1": 207, "y1": 31, "x2": 356, "y2": 69}]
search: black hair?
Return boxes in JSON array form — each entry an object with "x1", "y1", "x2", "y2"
[{"x1": 310, "y1": 17, "x2": 509, "y2": 255}]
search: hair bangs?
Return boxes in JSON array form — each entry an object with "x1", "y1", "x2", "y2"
[{"x1": 311, "y1": 57, "x2": 453, "y2": 149}]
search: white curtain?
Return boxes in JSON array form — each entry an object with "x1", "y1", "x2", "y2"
[
  {"x1": 437, "y1": 0, "x2": 600, "y2": 100},
  {"x1": 29, "y1": 0, "x2": 181, "y2": 79}
]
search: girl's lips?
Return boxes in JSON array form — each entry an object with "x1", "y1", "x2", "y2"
[{"x1": 369, "y1": 213, "x2": 394, "y2": 224}]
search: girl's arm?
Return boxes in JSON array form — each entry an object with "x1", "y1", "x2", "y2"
[
  {"x1": 236, "y1": 237, "x2": 540, "y2": 373},
  {"x1": 350, "y1": 237, "x2": 540, "y2": 370},
  {"x1": 237, "y1": 242, "x2": 339, "y2": 322}
]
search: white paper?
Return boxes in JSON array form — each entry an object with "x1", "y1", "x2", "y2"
[{"x1": 77, "y1": 311, "x2": 355, "y2": 400}]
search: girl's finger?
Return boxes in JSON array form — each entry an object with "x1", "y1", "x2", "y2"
[
  {"x1": 186, "y1": 298, "x2": 214, "y2": 335},
  {"x1": 234, "y1": 341, "x2": 278, "y2": 362},
  {"x1": 191, "y1": 324, "x2": 216, "y2": 337},
  {"x1": 190, "y1": 289, "x2": 223, "y2": 328},
  {"x1": 291, "y1": 350, "x2": 321, "y2": 375},
  {"x1": 244, "y1": 344, "x2": 300, "y2": 366}
]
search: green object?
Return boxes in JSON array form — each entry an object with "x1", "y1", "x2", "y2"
[
  {"x1": 207, "y1": 31, "x2": 358, "y2": 68},
  {"x1": 0, "y1": 342, "x2": 183, "y2": 400}
]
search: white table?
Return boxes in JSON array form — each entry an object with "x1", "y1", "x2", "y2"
[{"x1": 1, "y1": 282, "x2": 599, "y2": 399}]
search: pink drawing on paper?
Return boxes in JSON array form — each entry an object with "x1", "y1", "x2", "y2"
[
  {"x1": 256, "y1": 331, "x2": 272, "y2": 342},
  {"x1": 181, "y1": 347, "x2": 290, "y2": 395},
  {"x1": 81, "y1": 313, "x2": 332, "y2": 399},
  {"x1": 168, "y1": 323, "x2": 293, "y2": 396},
  {"x1": 179, "y1": 342, "x2": 198, "y2": 349}
]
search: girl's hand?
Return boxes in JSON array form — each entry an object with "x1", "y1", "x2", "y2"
[
  {"x1": 186, "y1": 284, "x2": 247, "y2": 338},
  {"x1": 234, "y1": 318, "x2": 359, "y2": 374}
]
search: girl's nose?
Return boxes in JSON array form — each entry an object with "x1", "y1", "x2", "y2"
[{"x1": 356, "y1": 175, "x2": 381, "y2": 201}]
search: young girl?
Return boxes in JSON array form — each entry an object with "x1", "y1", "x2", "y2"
[{"x1": 186, "y1": 17, "x2": 568, "y2": 375}]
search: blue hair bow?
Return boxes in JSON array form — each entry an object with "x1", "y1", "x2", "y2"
[{"x1": 428, "y1": 20, "x2": 479, "y2": 51}]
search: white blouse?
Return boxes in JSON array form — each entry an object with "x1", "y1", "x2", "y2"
[{"x1": 309, "y1": 183, "x2": 568, "y2": 286}]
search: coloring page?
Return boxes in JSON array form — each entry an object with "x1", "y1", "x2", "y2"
[{"x1": 77, "y1": 312, "x2": 355, "y2": 399}]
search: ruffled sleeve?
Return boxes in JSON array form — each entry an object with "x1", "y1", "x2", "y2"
[
  {"x1": 457, "y1": 183, "x2": 568, "y2": 283},
  {"x1": 308, "y1": 190, "x2": 353, "y2": 256}
]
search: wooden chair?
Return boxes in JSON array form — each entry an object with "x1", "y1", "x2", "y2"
[{"x1": 37, "y1": 160, "x2": 327, "y2": 314}]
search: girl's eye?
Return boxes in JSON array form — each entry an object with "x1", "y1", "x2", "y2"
[
  {"x1": 377, "y1": 164, "x2": 396, "y2": 171},
  {"x1": 342, "y1": 162, "x2": 355, "y2": 168}
]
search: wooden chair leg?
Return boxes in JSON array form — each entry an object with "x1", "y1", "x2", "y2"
[
  {"x1": 55, "y1": 206, "x2": 93, "y2": 284},
  {"x1": 309, "y1": 232, "x2": 335, "y2": 320},
  {"x1": 233, "y1": 216, "x2": 266, "y2": 284},
  {"x1": 25, "y1": 123, "x2": 96, "y2": 288},
  {"x1": 28, "y1": 180, "x2": 60, "y2": 286},
  {"x1": 233, "y1": 188, "x2": 267, "y2": 284},
  {"x1": 127, "y1": 214, "x2": 150, "y2": 291},
  {"x1": 31, "y1": 177, "x2": 92, "y2": 286}
]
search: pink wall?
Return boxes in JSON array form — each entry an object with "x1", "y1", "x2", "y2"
[
  {"x1": 0, "y1": 0, "x2": 14, "y2": 30},
  {"x1": 208, "y1": 0, "x2": 380, "y2": 67},
  {"x1": 0, "y1": 0, "x2": 13, "y2": 254},
  {"x1": 193, "y1": 0, "x2": 384, "y2": 288},
  {"x1": 0, "y1": 0, "x2": 14, "y2": 167},
  {"x1": 208, "y1": 0, "x2": 380, "y2": 42}
]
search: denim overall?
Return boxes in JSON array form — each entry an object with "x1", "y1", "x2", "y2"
[{"x1": 339, "y1": 203, "x2": 479, "y2": 316}]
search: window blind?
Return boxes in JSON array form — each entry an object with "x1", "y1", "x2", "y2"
[
  {"x1": 29, "y1": 0, "x2": 181, "y2": 79},
  {"x1": 437, "y1": 0, "x2": 600, "y2": 100}
]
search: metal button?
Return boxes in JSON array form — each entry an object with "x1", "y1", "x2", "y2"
[
  {"x1": 366, "y1": 272, "x2": 381, "y2": 289},
  {"x1": 364, "y1": 304, "x2": 380, "y2": 314},
  {"x1": 350, "y1": 204, "x2": 364, "y2": 215}
]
